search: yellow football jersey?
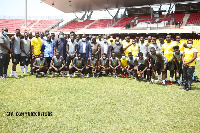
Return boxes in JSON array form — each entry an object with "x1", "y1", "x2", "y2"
[
  {"x1": 121, "y1": 58, "x2": 128, "y2": 68},
  {"x1": 184, "y1": 48, "x2": 198, "y2": 66}
]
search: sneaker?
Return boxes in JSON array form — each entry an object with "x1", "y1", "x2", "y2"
[
  {"x1": 80, "y1": 74, "x2": 84, "y2": 78},
  {"x1": 86, "y1": 73, "x2": 89, "y2": 78},
  {"x1": 73, "y1": 73, "x2": 76, "y2": 77},
  {"x1": 10, "y1": 74, "x2": 14, "y2": 77},
  {"x1": 162, "y1": 80, "x2": 168, "y2": 84},
  {"x1": 162, "y1": 83, "x2": 166, "y2": 86},
  {"x1": 184, "y1": 88, "x2": 191, "y2": 91},
  {"x1": 99, "y1": 72, "x2": 102, "y2": 77},
  {"x1": 57, "y1": 72, "x2": 60, "y2": 77},
  {"x1": 46, "y1": 73, "x2": 48, "y2": 77},
  {"x1": 62, "y1": 72, "x2": 65, "y2": 77},
  {"x1": 35, "y1": 73, "x2": 38, "y2": 78},
  {"x1": 3, "y1": 74, "x2": 10, "y2": 78},
  {"x1": 0, "y1": 76, "x2": 5, "y2": 79},
  {"x1": 66, "y1": 71, "x2": 69, "y2": 77},
  {"x1": 68, "y1": 74, "x2": 72, "y2": 78},
  {"x1": 167, "y1": 81, "x2": 173, "y2": 85},
  {"x1": 126, "y1": 74, "x2": 129, "y2": 78},
  {"x1": 147, "y1": 80, "x2": 150, "y2": 84},
  {"x1": 111, "y1": 73, "x2": 114, "y2": 77},
  {"x1": 14, "y1": 75, "x2": 19, "y2": 79},
  {"x1": 20, "y1": 74, "x2": 24, "y2": 78},
  {"x1": 51, "y1": 72, "x2": 55, "y2": 77},
  {"x1": 41, "y1": 72, "x2": 45, "y2": 77},
  {"x1": 122, "y1": 74, "x2": 125, "y2": 78},
  {"x1": 135, "y1": 77, "x2": 139, "y2": 81},
  {"x1": 23, "y1": 73, "x2": 29, "y2": 76},
  {"x1": 150, "y1": 81, "x2": 154, "y2": 84}
]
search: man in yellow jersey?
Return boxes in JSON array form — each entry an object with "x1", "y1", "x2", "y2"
[
  {"x1": 182, "y1": 40, "x2": 198, "y2": 91},
  {"x1": 175, "y1": 34, "x2": 186, "y2": 52},
  {"x1": 161, "y1": 34, "x2": 176, "y2": 85},
  {"x1": 130, "y1": 39, "x2": 139, "y2": 57},
  {"x1": 123, "y1": 36, "x2": 132, "y2": 57},
  {"x1": 120, "y1": 52, "x2": 128, "y2": 78},
  {"x1": 31, "y1": 31, "x2": 42, "y2": 75}
]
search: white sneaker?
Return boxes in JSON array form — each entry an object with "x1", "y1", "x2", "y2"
[
  {"x1": 10, "y1": 74, "x2": 14, "y2": 77},
  {"x1": 86, "y1": 73, "x2": 89, "y2": 78},
  {"x1": 51, "y1": 72, "x2": 55, "y2": 77},
  {"x1": 68, "y1": 74, "x2": 72, "y2": 78},
  {"x1": 62, "y1": 72, "x2": 65, "y2": 77},
  {"x1": 66, "y1": 71, "x2": 69, "y2": 77},
  {"x1": 73, "y1": 73, "x2": 76, "y2": 77},
  {"x1": 13, "y1": 75, "x2": 19, "y2": 79},
  {"x1": 41, "y1": 72, "x2": 44, "y2": 77}
]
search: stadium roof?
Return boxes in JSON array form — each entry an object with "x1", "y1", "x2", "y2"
[{"x1": 42, "y1": 0, "x2": 197, "y2": 13}]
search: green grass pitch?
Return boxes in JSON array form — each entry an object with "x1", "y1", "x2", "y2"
[{"x1": 0, "y1": 61, "x2": 200, "y2": 132}]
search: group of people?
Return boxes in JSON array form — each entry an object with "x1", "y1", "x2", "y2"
[{"x1": 0, "y1": 27, "x2": 198, "y2": 91}]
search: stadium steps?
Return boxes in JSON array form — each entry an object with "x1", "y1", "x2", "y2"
[
  {"x1": 83, "y1": 20, "x2": 99, "y2": 29},
  {"x1": 181, "y1": 14, "x2": 190, "y2": 27},
  {"x1": 109, "y1": 18, "x2": 124, "y2": 28},
  {"x1": 54, "y1": 18, "x2": 78, "y2": 32},
  {"x1": 30, "y1": 20, "x2": 40, "y2": 32}
]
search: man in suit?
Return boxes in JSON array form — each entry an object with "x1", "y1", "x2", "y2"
[
  {"x1": 77, "y1": 34, "x2": 91, "y2": 63},
  {"x1": 100, "y1": 35, "x2": 111, "y2": 58}
]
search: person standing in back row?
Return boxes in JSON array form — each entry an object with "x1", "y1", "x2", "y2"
[
  {"x1": 11, "y1": 29, "x2": 21, "y2": 78},
  {"x1": 66, "y1": 35, "x2": 78, "y2": 76},
  {"x1": 100, "y1": 35, "x2": 111, "y2": 58},
  {"x1": 111, "y1": 37, "x2": 123, "y2": 59},
  {"x1": 77, "y1": 34, "x2": 91, "y2": 63},
  {"x1": 0, "y1": 27, "x2": 13, "y2": 79},
  {"x1": 20, "y1": 32, "x2": 31, "y2": 77},
  {"x1": 31, "y1": 31, "x2": 42, "y2": 75},
  {"x1": 54, "y1": 32, "x2": 67, "y2": 61},
  {"x1": 182, "y1": 40, "x2": 198, "y2": 91}
]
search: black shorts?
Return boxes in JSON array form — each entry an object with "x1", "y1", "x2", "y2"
[
  {"x1": 66, "y1": 55, "x2": 75, "y2": 66},
  {"x1": 21, "y1": 56, "x2": 31, "y2": 65},
  {"x1": 167, "y1": 61, "x2": 175, "y2": 71},
  {"x1": 129, "y1": 65, "x2": 134, "y2": 69},
  {"x1": 138, "y1": 64, "x2": 146, "y2": 71},
  {"x1": 155, "y1": 62, "x2": 161, "y2": 70},
  {"x1": 52, "y1": 66, "x2": 63, "y2": 72},
  {"x1": 174, "y1": 62, "x2": 183, "y2": 74},
  {"x1": 45, "y1": 57, "x2": 52, "y2": 66},
  {"x1": 12, "y1": 54, "x2": 21, "y2": 64}
]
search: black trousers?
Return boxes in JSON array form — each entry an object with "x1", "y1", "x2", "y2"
[
  {"x1": 183, "y1": 66, "x2": 195, "y2": 89},
  {"x1": 0, "y1": 54, "x2": 10, "y2": 76}
]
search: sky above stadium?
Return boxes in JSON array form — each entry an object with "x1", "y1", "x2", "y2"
[
  {"x1": 1, "y1": 0, "x2": 196, "y2": 21},
  {"x1": 0, "y1": 0, "x2": 118, "y2": 21}
]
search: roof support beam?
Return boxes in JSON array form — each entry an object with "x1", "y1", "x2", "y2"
[{"x1": 106, "y1": 9, "x2": 114, "y2": 18}]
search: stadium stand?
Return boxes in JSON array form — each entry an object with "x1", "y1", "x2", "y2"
[
  {"x1": 113, "y1": 16, "x2": 135, "y2": 28},
  {"x1": 87, "y1": 19, "x2": 112, "y2": 29},
  {"x1": 0, "y1": 19, "x2": 60, "y2": 33},
  {"x1": 56, "y1": 20, "x2": 95, "y2": 32},
  {"x1": 187, "y1": 13, "x2": 200, "y2": 24},
  {"x1": 31, "y1": 20, "x2": 60, "y2": 32}
]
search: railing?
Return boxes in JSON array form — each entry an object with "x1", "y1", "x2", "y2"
[
  {"x1": 107, "y1": 18, "x2": 121, "y2": 28},
  {"x1": 0, "y1": 15, "x2": 63, "y2": 20}
]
